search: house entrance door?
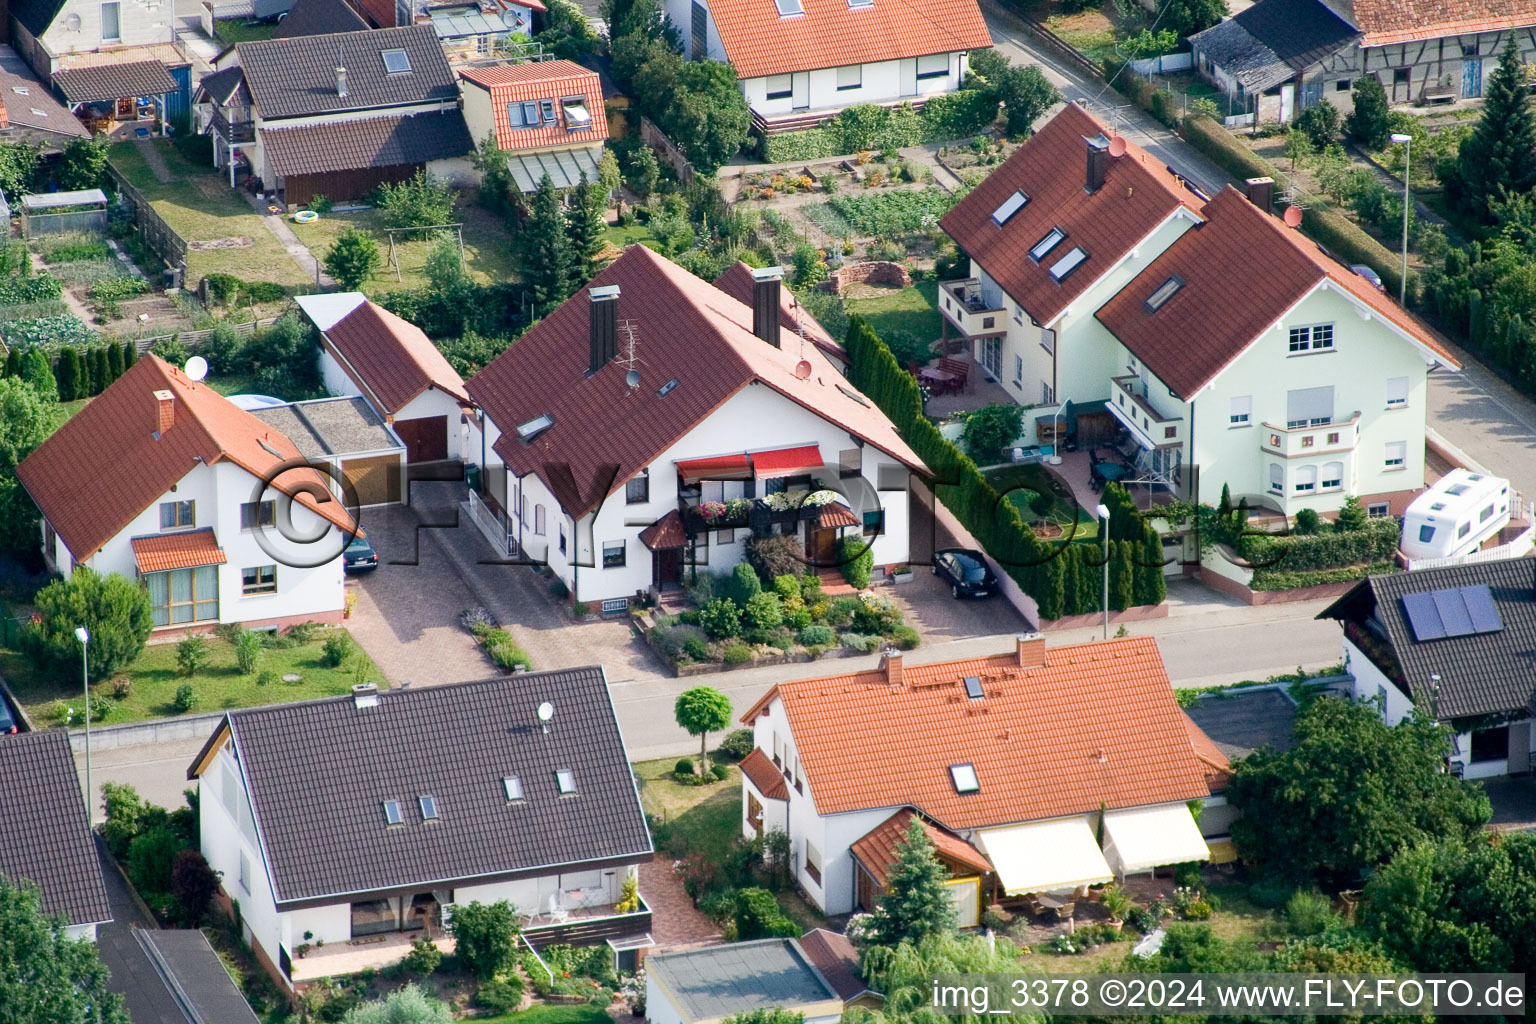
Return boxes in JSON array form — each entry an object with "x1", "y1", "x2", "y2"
[
  {"x1": 809, "y1": 526, "x2": 837, "y2": 565},
  {"x1": 1279, "y1": 83, "x2": 1295, "y2": 122},
  {"x1": 653, "y1": 548, "x2": 682, "y2": 588},
  {"x1": 899, "y1": 58, "x2": 918, "y2": 97},
  {"x1": 1510, "y1": 720, "x2": 1532, "y2": 775},
  {"x1": 1461, "y1": 58, "x2": 1483, "y2": 97}
]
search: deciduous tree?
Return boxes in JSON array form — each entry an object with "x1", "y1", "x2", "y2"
[
  {"x1": 0, "y1": 874, "x2": 128, "y2": 1024},
  {"x1": 22, "y1": 568, "x2": 155, "y2": 681},
  {"x1": 674, "y1": 686, "x2": 732, "y2": 773},
  {"x1": 324, "y1": 228, "x2": 381, "y2": 291},
  {"x1": 448, "y1": 901, "x2": 520, "y2": 980}
]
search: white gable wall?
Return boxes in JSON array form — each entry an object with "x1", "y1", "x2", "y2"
[{"x1": 201, "y1": 740, "x2": 284, "y2": 964}]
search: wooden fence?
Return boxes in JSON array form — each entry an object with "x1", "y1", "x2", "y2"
[
  {"x1": 1010, "y1": 9, "x2": 1104, "y2": 80},
  {"x1": 104, "y1": 163, "x2": 189, "y2": 276},
  {"x1": 133, "y1": 316, "x2": 280, "y2": 353},
  {"x1": 638, "y1": 115, "x2": 694, "y2": 185}
]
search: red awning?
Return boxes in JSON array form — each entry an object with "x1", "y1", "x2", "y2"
[
  {"x1": 750, "y1": 444, "x2": 823, "y2": 479},
  {"x1": 675, "y1": 453, "x2": 753, "y2": 483}
]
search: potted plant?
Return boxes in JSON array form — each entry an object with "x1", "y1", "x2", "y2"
[
  {"x1": 1101, "y1": 885, "x2": 1132, "y2": 934},
  {"x1": 889, "y1": 564, "x2": 914, "y2": 584}
]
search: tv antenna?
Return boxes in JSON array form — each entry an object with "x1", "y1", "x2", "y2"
[{"x1": 615, "y1": 319, "x2": 644, "y2": 389}]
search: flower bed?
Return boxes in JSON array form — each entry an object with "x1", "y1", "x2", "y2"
[{"x1": 459, "y1": 607, "x2": 532, "y2": 671}]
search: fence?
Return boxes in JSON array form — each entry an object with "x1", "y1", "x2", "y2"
[
  {"x1": 103, "y1": 163, "x2": 189, "y2": 276},
  {"x1": 1127, "y1": 52, "x2": 1193, "y2": 75},
  {"x1": 1012, "y1": 10, "x2": 1103, "y2": 80},
  {"x1": 638, "y1": 115, "x2": 694, "y2": 185},
  {"x1": 134, "y1": 316, "x2": 280, "y2": 353},
  {"x1": 1223, "y1": 112, "x2": 1257, "y2": 127},
  {"x1": 1404, "y1": 500, "x2": 1536, "y2": 571}
]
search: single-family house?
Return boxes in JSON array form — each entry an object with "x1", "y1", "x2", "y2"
[
  {"x1": 737, "y1": 634, "x2": 1230, "y2": 918},
  {"x1": 296, "y1": 292, "x2": 473, "y2": 466},
  {"x1": 939, "y1": 102, "x2": 1459, "y2": 516},
  {"x1": 15, "y1": 354, "x2": 359, "y2": 635},
  {"x1": 712, "y1": 259, "x2": 846, "y2": 370},
  {"x1": 4, "y1": 0, "x2": 194, "y2": 125},
  {"x1": 463, "y1": 245, "x2": 925, "y2": 608},
  {"x1": 206, "y1": 25, "x2": 473, "y2": 205},
  {"x1": 1319, "y1": 556, "x2": 1536, "y2": 779},
  {"x1": 459, "y1": 60, "x2": 609, "y2": 192},
  {"x1": 0, "y1": 45, "x2": 92, "y2": 145},
  {"x1": 0, "y1": 730, "x2": 112, "y2": 941},
  {"x1": 1193, "y1": 0, "x2": 1536, "y2": 117},
  {"x1": 662, "y1": 0, "x2": 991, "y2": 133},
  {"x1": 1189, "y1": 0, "x2": 1360, "y2": 123},
  {"x1": 646, "y1": 939, "x2": 845, "y2": 1024},
  {"x1": 186, "y1": 668, "x2": 654, "y2": 988}
]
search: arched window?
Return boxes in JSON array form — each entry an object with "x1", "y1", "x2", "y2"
[
  {"x1": 1321, "y1": 462, "x2": 1344, "y2": 490},
  {"x1": 1269, "y1": 464, "x2": 1284, "y2": 494},
  {"x1": 1294, "y1": 466, "x2": 1318, "y2": 492}
]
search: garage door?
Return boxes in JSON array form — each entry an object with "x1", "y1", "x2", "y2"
[
  {"x1": 342, "y1": 455, "x2": 402, "y2": 507},
  {"x1": 394, "y1": 415, "x2": 449, "y2": 463}
]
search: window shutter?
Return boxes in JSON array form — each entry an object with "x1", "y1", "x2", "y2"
[
  {"x1": 1286, "y1": 386, "x2": 1334, "y2": 425},
  {"x1": 1386, "y1": 377, "x2": 1409, "y2": 406}
]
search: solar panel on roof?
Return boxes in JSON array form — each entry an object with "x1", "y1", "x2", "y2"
[
  {"x1": 1401, "y1": 592, "x2": 1444, "y2": 641},
  {"x1": 1402, "y1": 585, "x2": 1504, "y2": 641},
  {"x1": 1431, "y1": 588, "x2": 1474, "y2": 636},
  {"x1": 1460, "y1": 584, "x2": 1503, "y2": 634}
]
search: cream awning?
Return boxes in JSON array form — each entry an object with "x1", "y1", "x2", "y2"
[
  {"x1": 974, "y1": 817, "x2": 1113, "y2": 895},
  {"x1": 1101, "y1": 804, "x2": 1211, "y2": 876}
]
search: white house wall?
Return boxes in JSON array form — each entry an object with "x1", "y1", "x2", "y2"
[
  {"x1": 201, "y1": 742, "x2": 284, "y2": 964},
  {"x1": 31, "y1": 0, "x2": 175, "y2": 67},
  {"x1": 1343, "y1": 635, "x2": 1417, "y2": 726},
  {"x1": 739, "y1": 55, "x2": 963, "y2": 118}
]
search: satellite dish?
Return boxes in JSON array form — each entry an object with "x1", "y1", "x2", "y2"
[
  {"x1": 184, "y1": 356, "x2": 208, "y2": 381},
  {"x1": 1283, "y1": 205, "x2": 1303, "y2": 228},
  {"x1": 625, "y1": 368, "x2": 641, "y2": 388},
  {"x1": 1107, "y1": 135, "x2": 1128, "y2": 158},
  {"x1": 64, "y1": 11, "x2": 81, "y2": 29},
  {"x1": 794, "y1": 360, "x2": 812, "y2": 380},
  {"x1": 537, "y1": 701, "x2": 554, "y2": 722}
]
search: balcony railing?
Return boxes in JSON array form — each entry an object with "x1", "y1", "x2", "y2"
[
  {"x1": 679, "y1": 493, "x2": 833, "y2": 536},
  {"x1": 938, "y1": 278, "x2": 1006, "y2": 338},
  {"x1": 1109, "y1": 374, "x2": 1185, "y2": 450},
  {"x1": 1259, "y1": 412, "x2": 1361, "y2": 458}
]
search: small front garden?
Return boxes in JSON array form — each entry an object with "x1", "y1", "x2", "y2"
[{"x1": 984, "y1": 463, "x2": 1100, "y2": 543}]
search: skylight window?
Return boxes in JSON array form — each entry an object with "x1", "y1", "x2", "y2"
[
  {"x1": 1143, "y1": 274, "x2": 1184, "y2": 313},
  {"x1": 517, "y1": 413, "x2": 554, "y2": 442},
  {"x1": 12, "y1": 85, "x2": 29, "y2": 95},
  {"x1": 1048, "y1": 246, "x2": 1087, "y2": 282},
  {"x1": 837, "y1": 383, "x2": 869, "y2": 407},
  {"x1": 503, "y1": 775, "x2": 524, "y2": 801},
  {"x1": 963, "y1": 676, "x2": 984, "y2": 700},
  {"x1": 382, "y1": 800, "x2": 403, "y2": 826},
  {"x1": 258, "y1": 438, "x2": 283, "y2": 458},
  {"x1": 540, "y1": 98, "x2": 557, "y2": 123},
  {"x1": 381, "y1": 48, "x2": 411, "y2": 74},
  {"x1": 774, "y1": 0, "x2": 803, "y2": 16},
  {"x1": 562, "y1": 96, "x2": 592, "y2": 129},
  {"x1": 657, "y1": 378, "x2": 681, "y2": 397},
  {"x1": 419, "y1": 795, "x2": 439, "y2": 820},
  {"x1": 522, "y1": 100, "x2": 539, "y2": 124},
  {"x1": 991, "y1": 190, "x2": 1028, "y2": 226},
  {"x1": 848, "y1": 0, "x2": 873, "y2": 8},
  {"x1": 555, "y1": 769, "x2": 576, "y2": 794},
  {"x1": 1029, "y1": 227, "x2": 1064, "y2": 261},
  {"x1": 949, "y1": 763, "x2": 979, "y2": 793}
]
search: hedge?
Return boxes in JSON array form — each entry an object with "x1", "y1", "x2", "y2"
[
  {"x1": 1238, "y1": 517, "x2": 1400, "y2": 574},
  {"x1": 1251, "y1": 562, "x2": 1399, "y2": 591},
  {"x1": 842, "y1": 315, "x2": 1166, "y2": 619},
  {"x1": 1178, "y1": 115, "x2": 1418, "y2": 303},
  {"x1": 760, "y1": 93, "x2": 998, "y2": 163}
]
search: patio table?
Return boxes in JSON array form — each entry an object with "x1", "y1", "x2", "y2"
[
  {"x1": 1092, "y1": 462, "x2": 1128, "y2": 485},
  {"x1": 918, "y1": 369, "x2": 958, "y2": 393}
]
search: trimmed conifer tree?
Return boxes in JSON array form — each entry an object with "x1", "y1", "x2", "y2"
[
  {"x1": 868, "y1": 816, "x2": 956, "y2": 946},
  {"x1": 1453, "y1": 37, "x2": 1536, "y2": 222},
  {"x1": 521, "y1": 173, "x2": 572, "y2": 313}
]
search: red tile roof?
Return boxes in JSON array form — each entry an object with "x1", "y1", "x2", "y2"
[
  {"x1": 704, "y1": 0, "x2": 992, "y2": 80},
  {"x1": 17, "y1": 355, "x2": 358, "y2": 561},
  {"x1": 465, "y1": 245, "x2": 924, "y2": 518},
  {"x1": 1350, "y1": 0, "x2": 1536, "y2": 45},
  {"x1": 1094, "y1": 187, "x2": 1458, "y2": 399},
  {"x1": 740, "y1": 746, "x2": 788, "y2": 799},
  {"x1": 850, "y1": 808, "x2": 993, "y2": 885},
  {"x1": 738, "y1": 637, "x2": 1224, "y2": 830},
  {"x1": 1184, "y1": 712, "x2": 1231, "y2": 794},
  {"x1": 818, "y1": 502, "x2": 859, "y2": 529},
  {"x1": 712, "y1": 261, "x2": 844, "y2": 364},
  {"x1": 459, "y1": 60, "x2": 609, "y2": 151},
  {"x1": 798, "y1": 930, "x2": 875, "y2": 1003},
  {"x1": 131, "y1": 529, "x2": 229, "y2": 574},
  {"x1": 639, "y1": 509, "x2": 688, "y2": 550},
  {"x1": 323, "y1": 298, "x2": 470, "y2": 413},
  {"x1": 939, "y1": 103, "x2": 1206, "y2": 327}
]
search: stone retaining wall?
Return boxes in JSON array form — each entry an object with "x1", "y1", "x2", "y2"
[{"x1": 823, "y1": 261, "x2": 911, "y2": 294}]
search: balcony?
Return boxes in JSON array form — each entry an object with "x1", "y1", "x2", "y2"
[
  {"x1": 938, "y1": 279, "x2": 1007, "y2": 338},
  {"x1": 1259, "y1": 412, "x2": 1361, "y2": 458},
  {"x1": 678, "y1": 492, "x2": 836, "y2": 536},
  {"x1": 1109, "y1": 374, "x2": 1185, "y2": 451}
]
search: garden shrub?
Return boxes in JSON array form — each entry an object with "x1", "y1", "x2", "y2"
[
  {"x1": 734, "y1": 887, "x2": 799, "y2": 939},
  {"x1": 170, "y1": 849, "x2": 218, "y2": 925},
  {"x1": 730, "y1": 563, "x2": 763, "y2": 606},
  {"x1": 1149, "y1": 88, "x2": 1179, "y2": 128},
  {"x1": 475, "y1": 977, "x2": 523, "y2": 1013},
  {"x1": 232, "y1": 628, "x2": 263, "y2": 675},
  {"x1": 718, "y1": 728, "x2": 756, "y2": 760},
  {"x1": 840, "y1": 632, "x2": 883, "y2": 652},
  {"x1": 127, "y1": 825, "x2": 186, "y2": 897},
  {"x1": 683, "y1": 635, "x2": 709, "y2": 661},
  {"x1": 797, "y1": 624, "x2": 835, "y2": 646},
  {"x1": 399, "y1": 937, "x2": 443, "y2": 975},
  {"x1": 710, "y1": 761, "x2": 730, "y2": 781},
  {"x1": 1238, "y1": 517, "x2": 1399, "y2": 574},
  {"x1": 838, "y1": 536, "x2": 874, "y2": 588},
  {"x1": 489, "y1": 641, "x2": 530, "y2": 671},
  {"x1": 675, "y1": 758, "x2": 695, "y2": 776},
  {"x1": 321, "y1": 632, "x2": 352, "y2": 667},
  {"x1": 825, "y1": 595, "x2": 862, "y2": 628},
  {"x1": 742, "y1": 592, "x2": 783, "y2": 630},
  {"x1": 890, "y1": 624, "x2": 921, "y2": 650},
  {"x1": 172, "y1": 684, "x2": 198, "y2": 713},
  {"x1": 722, "y1": 642, "x2": 753, "y2": 664},
  {"x1": 176, "y1": 635, "x2": 210, "y2": 677},
  {"x1": 698, "y1": 598, "x2": 742, "y2": 639},
  {"x1": 449, "y1": 900, "x2": 519, "y2": 980}
]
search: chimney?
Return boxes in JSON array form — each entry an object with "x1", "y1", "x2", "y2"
[
  {"x1": 881, "y1": 648, "x2": 903, "y2": 687},
  {"x1": 587, "y1": 284, "x2": 620, "y2": 375},
  {"x1": 352, "y1": 682, "x2": 379, "y2": 709},
  {"x1": 1085, "y1": 134, "x2": 1110, "y2": 193},
  {"x1": 1015, "y1": 632, "x2": 1046, "y2": 669},
  {"x1": 1244, "y1": 176, "x2": 1275, "y2": 213},
  {"x1": 152, "y1": 389, "x2": 175, "y2": 435},
  {"x1": 336, "y1": 66, "x2": 348, "y2": 98},
  {"x1": 751, "y1": 266, "x2": 783, "y2": 348}
]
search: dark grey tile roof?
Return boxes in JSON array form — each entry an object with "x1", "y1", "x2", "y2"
[
  {"x1": 251, "y1": 397, "x2": 401, "y2": 458},
  {"x1": 136, "y1": 930, "x2": 261, "y2": 1024},
  {"x1": 1183, "y1": 688, "x2": 1299, "y2": 760},
  {"x1": 274, "y1": 0, "x2": 370, "y2": 38},
  {"x1": 0, "y1": 61, "x2": 90, "y2": 141},
  {"x1": 237, "y1": 25, "x2": 457, "y2": 120},
  {"x1": 1190, "y1": 18, "x2": 1293, "y2": 92},
  {"x1": 206, "y1": 667, "x2": 652, "y2": 906},
  {"x1": 0, "y1": 731, "x2": 112, "y2": 926},
  {"x1": 260, "y1": 109, "x2": 473, "y2": 177},
  {"x1": 53, "y1": 61, "x2": 180, "y2": 104},
  {"x1": 1319, "y1": 557, "x2": 1536, "y2": 720},
  {"x1": 196, "y1": 65, "x2": 250, "y2": 107},
  {"x1": 648, "y1": 940, "x2": 838, "y2": 1023},
  {"x1": 1235, "y1": 0, "x2": 1359, "y2": 70}
]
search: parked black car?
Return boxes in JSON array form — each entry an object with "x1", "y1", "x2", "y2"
[
  {"x1": 933, "y1": 548, "x2": 997, "y2": 599},
  {"x1": 343, "y1": 535, "x2": 379, "y2": 573},
  {"x1": 0, "y1": 694, "x2": 18, "y2": 735}
]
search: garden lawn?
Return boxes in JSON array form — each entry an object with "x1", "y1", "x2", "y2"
[
  {"x1": 1, "y1": 629, "x2": 382, "y2": 725},
  {"x1": 287, "y1": 205, "x2": 519, "y2": 292},
  {"x1": 1017, "y1": 886, "x2": 1274, "y2": 970},
  {"x1": 984, "y1": 463, "x2": 1099, "y2": 542},
  {"x1": 604, "y1": 221, "x2": 662, "y2": 248},
  {"x1": 472, "y1": 1005, "x2": 613, "y2": 1024},
  {"x1": 633, "y1": 756, "x2": 742, "y2": 862},
  {"x1": 106, "y1": 141, "x2": 310, "y2": 287},
  {"x1": 211, "y1": 18, "x2": 276, "y2": 45},
  {"x1": 846, "y1": 281, "x2": 941, "y2": 347}
]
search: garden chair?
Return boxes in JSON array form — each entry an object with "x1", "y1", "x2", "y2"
[{"x1": 547, "y1": 893, "x2": 569, "y2": 925}]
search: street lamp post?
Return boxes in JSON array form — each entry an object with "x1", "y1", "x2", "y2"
[
  {"x1": 1390, "y1": 132, "x2": 1412, "y2": 305},
  {"x1": 1097, "y1": 503, "x2": 1111, "y2": 640},
  {"x1": 75, "y1": 626, "x2": 90, "y2": 820}
]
